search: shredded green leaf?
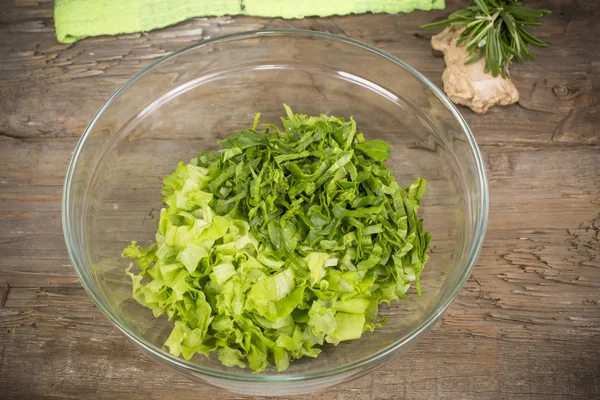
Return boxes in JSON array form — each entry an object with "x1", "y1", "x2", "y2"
[{"x1": 123, "y1": 106, "x2": 431, "y2": 372}]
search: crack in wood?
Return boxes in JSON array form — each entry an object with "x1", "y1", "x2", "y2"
[{"x1": 0, "y1": 284, "x2": 9, "y2": 308}]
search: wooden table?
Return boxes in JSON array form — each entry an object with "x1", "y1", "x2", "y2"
[{"x1": 1, "y1": 0, "x2": 598, "y2": 398}]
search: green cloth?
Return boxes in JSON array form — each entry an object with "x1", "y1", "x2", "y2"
[{"x1": 54, "y1": 0, "x2": 444, "y2": 43}]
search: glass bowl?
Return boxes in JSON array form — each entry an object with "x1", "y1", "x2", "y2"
[{"x1": 62, "y1": 29, "x2": 488, "y2": 396}]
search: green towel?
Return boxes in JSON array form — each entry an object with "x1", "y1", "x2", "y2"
[{"x1": 54, "y1": 0, "x2": 444, "y2": 43}]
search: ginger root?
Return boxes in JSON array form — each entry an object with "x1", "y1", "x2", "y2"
[{"x1": 432, "y1": 26, "x2": 519, "y2": 114}]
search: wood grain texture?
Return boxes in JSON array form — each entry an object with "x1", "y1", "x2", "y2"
[{"x1": 0, "y1": 0, "x2": 599, "y2": 398}]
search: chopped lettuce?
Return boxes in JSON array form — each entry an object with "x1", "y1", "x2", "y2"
[{"x1": 123, "y1": 106, "x2": 430, "y2": 372}]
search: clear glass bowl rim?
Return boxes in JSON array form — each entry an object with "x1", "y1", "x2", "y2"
[{"x1": 62, "y1": 29, "x2": 489, "y2": 383}]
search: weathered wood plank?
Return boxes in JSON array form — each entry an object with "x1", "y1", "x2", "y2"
[
  {"x1": 0, "y1": 1, "x2": 598, "y2": 145},
  {"x1": 0, "y1": 0, "x2": 599, "y2": 398}
]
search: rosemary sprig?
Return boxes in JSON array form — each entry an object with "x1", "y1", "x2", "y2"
[{"x1": 420, "y1": 0, "x2": 551, "y2": 78}]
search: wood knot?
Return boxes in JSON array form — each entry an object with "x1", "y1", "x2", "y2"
[{"x1": 552, "y1": 84, "x2": 573, "y2": 99}]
